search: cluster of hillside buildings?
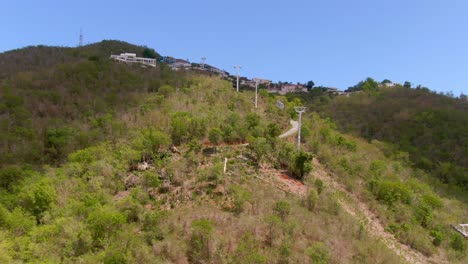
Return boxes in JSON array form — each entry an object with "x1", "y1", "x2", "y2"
[{"x1": 110, "y1": 52, "x2": 395, "y2": 96}]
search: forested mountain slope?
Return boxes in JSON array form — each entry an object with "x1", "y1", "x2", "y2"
[
  {"x1": 0, "y1": 42, "x2": 466, "y2": 263},
  {"x1": 1, "y1": 41, "x2": 169, "y2": 165},
  {"x1": 0, "y1": 40, "x2": 160, "y2": 77},
  {"x1": 311, "y1": 85, "x2": 468, "y2": 194}
]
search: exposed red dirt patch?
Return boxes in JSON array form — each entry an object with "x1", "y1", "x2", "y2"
[{"x1": 259, "y1": 168, "x2": 307, "y2": 196}]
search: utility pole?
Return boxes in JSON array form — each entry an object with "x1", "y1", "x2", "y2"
[
  {"x1": 295, "y1": 107, "x2": 306, "y2": 150},
  {"x1": 255, "y1": 79, "x2": 259, "y2": 108},
  {"x1": 234, "y1": 65, "x2": 242, "y2": 92},
  {"x1": 201, "y1": 57, "x2": 206, "y2": 69}
]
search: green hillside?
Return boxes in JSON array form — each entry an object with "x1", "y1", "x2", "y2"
[
  {"x1": 0, "y1": 42, "x2": 467, "y2": 263},
  {"x1": 296, "y1": 82, "x2": 468, "y2": 195}
]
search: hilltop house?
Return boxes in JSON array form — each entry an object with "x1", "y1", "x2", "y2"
[
  {"x1": 171, "y1": 59, "x2": 191, "y2": 71},
  {"x1": 252, "y1": 78, "x2": 272, "y2": 85},
  {"x1": 324, "y1": 87, "x2": 347, "y2": 96},
  {"x1": 240, "y1": 78, "x2": 272, "y2": 88},
  {"x1": 281, "y1": 84, "x2": 307, "y2": 94},
  {"x1": 241, "y1": 80, "x2": 257, "y2": 87},
  {"x1": 110, "y1": 53, "x2": 156, "y2": 67},
  {"x1": 205, "y1": 64, "x2": 229, "y2": 77},
  {"x1": 269, "y1": 83, "x2": 307, "y2": 95}
]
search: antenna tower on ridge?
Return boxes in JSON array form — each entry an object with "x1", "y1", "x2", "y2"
[{"x1": 79, "y1": 29, "x2": 83, "y2": 47}]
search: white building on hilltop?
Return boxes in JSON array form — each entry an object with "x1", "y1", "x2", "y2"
[{"x1": 110, "y1": 53, "x2": 156, "y2": 67}]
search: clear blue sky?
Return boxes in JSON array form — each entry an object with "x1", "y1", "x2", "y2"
[{"x1": 2, "y1": 0, "x2": 467, "y2": 95}]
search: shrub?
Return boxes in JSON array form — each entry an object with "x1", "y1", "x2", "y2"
[
  {"x1": 142, "y1": 210, "x2": 165, "y2": 244},
  {"x1": 305, "y1": 188, "x2": 318, "y2": 211},
  {"x1": 221, "y1": 125, "x2": 235, "y2": 143},
  {"x1": 170, "y1": 112, "x2": 191, "y2": 145},
  {"x1": 314, "y1": 179, "x2": 324, "y2": 194},
  {"x1": 188, "y1": 139, "x2": 202, "y2": 153},
  {"x1": 232, "y1": 233, "x2": 267, "y2": 264},
  {"x1": 248, "y1": 137, "x2": 271, "y2": 163},
  {"x1": 44, "y1": 126, "x2": 74, "y2": 162},
  {"x1": 203, "y1": 162, "x2": 224, "y2": 184},
  {"x1": 277, "y1": 142, "x2": 295, "y2": 169},
  {"x1": 273, "y1": 200, "x2": 291, "y2": 222},
  {"x1": 414, "y1": 204, "x2": 433, "y2": 227},
  {"x1": 421, "y1": 193, "x2": 442, "y2": 209},
  {"x1": 291, "y1": 151, "x2": 313, "y2": 180},
  {"x1": 170, "y1": 112, "x2": 206, "y2": 145},
  {"x1": 86, "y1": 206, "x2": 126, "y2": 247},
  {"x1": 5, "y1": 207, "x2": 36, "y2": 236},
  {"x1": 140, "y1": 129, "x2": 170, "y2": 158},
  {"x1": 142, "y1": 171, "x2": 161, "y2": 189},
  {"x1": 116, "y1": 197, "x2": 143, "y2": 223},
  {"x1": 264, "y1": 214, "x2": 282, "y2": 247},
  {"x1": 103, "y1": 248, "x2": 127, "y2": 264},
  {"x1": 266, "y1": 123, "x2": 280, "y2": 139},
  {"x1": 188, "y1": 219, "x2": 214, "y2": 263},
  {"x1": 208, "y1": 128, "x2": 223, "y2": 145},
  {"x1": 229, "y1": 186, "x2": 252, "y2": 215},
  {"x1": 0, "y1": 166, "x2": 24, "y2": 192},
  {"x1": 245, "y1": 113, "x2": 260, "y2": 129},
  {"x1": 306, "y1": 242, "x2": 330, "y2": 264},
  {"x1": 429, "y1": 229, "x2": 444, "y2": 247},
  {"x1": 71, "y1": 228, "x2": 92, "y2": 257},
  {"x1": 450, "y1": 233, "x2": 466, "y2": 252},
  {"x1": 374, "y1": 180, "x2": 411, "y2": 206},
  {"x1": 19, "y1": 179, "x2": 57, "y2": 219},
  {"x1": 369, "y1": 160, "x2": 386, "y2": 178},
  {"x1": 158, "y1": 84, "x2": 174, "y2": 98},
  {"x1": 339, "y1": 137, "x2": 357, "y2": 151},
  {"x1": 278, "y1": 240, "x2": 292, "y2": 263},
  {"x1": 0, "y1": 204, "x2": 8, "y2": 227}
]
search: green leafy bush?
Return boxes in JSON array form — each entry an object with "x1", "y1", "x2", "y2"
[
  {"x1": 142, "y1": 171, "x2": 161, "y2": 189},
  {"x1": 188, "y1": 219, "x2": 214, "y2": 263},
  {"x1": 19, "y1": 179, "x2": 57, "y2": 219},
  {"x1": 86, "y1": 205, "x2": 126, "y2": 247},
  {"x1": 0, "y1": 165, "x2": 24, "y2": 192},
  {"x1": 5, "y1": 207, "x2": 36, "y2": 236},
  {"x1": 273, "y1": 200, "x2": 291, "y2": 222},
  {"x1": 305, "y1": 188, "x2": 318, "y2": 211},
  {"x1": 291, "y1": 151, "x2": 313, "y2": 180},
  {"x1": 314, "y1": 178, "x2": 324, "y2": 194},
  {"x1": 208, "y1": 128, "x2": 223, "y2": 145},
  {"x1": 306, "y1": 242, "x2": 330, "y2": 264},
  {"x1": 450, "y1": 233, "x2": 466, "y2": 252},
  {"x1": 232, "y1": 233, "x2": 267, "y2": 264},
  {"x1": 429, "y1": 229, "x2": 444, "y2": 246},
  {"x1": 374, "y1": 180, "x2": 411, "y2": 206},
  {"x1": 229, "y1": 186, "x2": 252, "y2": 215}
]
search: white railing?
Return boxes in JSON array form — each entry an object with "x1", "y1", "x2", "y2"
[{"x1": 453, "y1": 224, "x2": 468, "y2": 238}]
